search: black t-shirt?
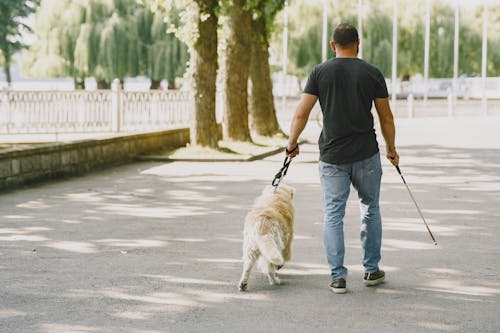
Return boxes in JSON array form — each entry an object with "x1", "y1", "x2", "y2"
[{"x1": 304, "y1": 58, "x2": 389, "y2": 164}]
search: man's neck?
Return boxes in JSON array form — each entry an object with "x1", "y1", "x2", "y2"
[{"x1": 335, "y1": 51, "x2": 358, "y2": 59}]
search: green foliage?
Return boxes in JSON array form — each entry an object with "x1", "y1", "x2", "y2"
[
  {"x1": 458, "y1": 25, "x2": 482, "y2": 76},
  {"x1": 248, "y1": 0, "x2": 285, "y2": 37},
  {"x1": 148, "y1": 7, "x2": 188, "y2": 83},
  {"x1": 285, "y1": 1, "x2": 327, "y2": 77},
  {"x1": 0, "y1": 0, "x2": 40, "y2": 82},
  {"x1": 98, "y1": 13, "x2": 130, "y2": 81},
  {"x1": 279, "y1": 0, "x2": 500, "y2": 79},
  {"x1": 360, "y1": 10, "x2": 392, "y2": 77},
  {"x1": 398, "y1": 21, "x2": 424, "y2": 78},
  {"x1": 24, "y1": 0, "x2": 188, "y2": 88},
  {"x1": 289, "y1": 19, "x2": 323, "y2": 77},
  {"x1": 428, "y1": 2, "x2": 453, "y2": 77},
  {"x1": 0, "y1": 0, "x2": 40, "y2": 56}
]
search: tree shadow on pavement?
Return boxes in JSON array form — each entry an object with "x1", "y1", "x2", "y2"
[{"x1": 1, "y1": 143, "x2": 499, "y2": 332}]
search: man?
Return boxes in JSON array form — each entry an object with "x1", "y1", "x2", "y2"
[{"x1": 286, "y1": 23, "x2": 399, "y2": 294}]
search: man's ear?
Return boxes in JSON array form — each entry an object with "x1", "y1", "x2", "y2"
[{"x1": 330, "y1": 40, "x2": 336, "y2": 53}]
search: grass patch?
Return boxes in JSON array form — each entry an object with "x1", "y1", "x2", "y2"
[
  {"x1": 153, "y1": 135, "x2": 289, "y2": 161},
  {"x1": 0, "y1": 143, "x2": 47, "y2": 151}
]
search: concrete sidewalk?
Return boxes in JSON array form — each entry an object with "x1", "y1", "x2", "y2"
[{"x1": 1, "y1": 116, "x2": 500, "y2": 333}]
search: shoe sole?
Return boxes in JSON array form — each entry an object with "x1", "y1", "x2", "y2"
[
  {"x1": 363, "y1": 276, "x2": 385, "y2": 286},
  {"x1": 329, "y1": 287, "x2": 347, "y2": 294}
]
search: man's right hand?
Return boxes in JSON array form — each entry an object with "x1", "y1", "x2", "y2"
[{"x1": 386, "y1": 149, "x2": 399, "y2": 166}]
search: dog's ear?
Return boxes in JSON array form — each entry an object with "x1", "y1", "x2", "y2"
[
  {"x1": 280, "y1": 184, "x2": 295, "y2": 199},
  {"x1": 263, "y1": 185, "x2": 274, "y2": 194}
]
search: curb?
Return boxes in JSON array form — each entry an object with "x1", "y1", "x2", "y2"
[{"x1": 136, "y1": 140, "x2": 308, "y2": 162}]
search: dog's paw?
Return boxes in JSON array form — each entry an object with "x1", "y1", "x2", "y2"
[
  {"x1": 238, "y1": 282, "x2": 248, "y2": 292},
  {"x1": 268, "y1": 276, "x2": 281, "y2": 285}
]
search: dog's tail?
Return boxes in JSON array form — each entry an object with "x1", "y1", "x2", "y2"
[{"x1": 256, "y1": 218, "x2": 284, "y2": 266}]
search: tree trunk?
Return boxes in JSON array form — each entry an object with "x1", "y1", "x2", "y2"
[
  {"x1": 190, "y1": 0, "x2": 219, "y2": 148},
  {"x1": 74, "y1": 77, "x2": 85, "y2": 90},
  {"x1": 4, "y1": 65, "x2": 11, "y2": 85},
  {"x1": 167, "y1": 79, "x2": 176, "y2": 90},
  {"x1": 150, "y1": 79, "x2": 161, "y2": 90},
  {"x1": 249, "y1": 14, "x2": 284, "y2": 137},
  {"x1": 224, "y1": 0, "x2": 252, "y2": 142},
  {"x1": 97, "y1": 80, "x2": 110, "y2": 89},
  {"x1": 3, "y1": 52, "x2": 12, "y2": 86}
]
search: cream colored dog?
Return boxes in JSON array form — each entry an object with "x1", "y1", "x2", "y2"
[{"x1": 238, "y1": 184, "x2": 295, "y2": 291}]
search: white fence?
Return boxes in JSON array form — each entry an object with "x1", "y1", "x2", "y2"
[
  {"x1": 272, "y1": 73, "x2": 500, "y2": 100},
  {"x1": 392, "y1": 77, "x2": 500, "y2": 99},
  {"x1": 2, "y1": 76, "x2": 499, "y2": 137},
  {"x1": 0, "y1": 84, "x2": 192, "y2": 134}
]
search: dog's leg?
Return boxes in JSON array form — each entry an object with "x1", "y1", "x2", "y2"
[
  {"x1": 239, "y1": 250, "x2": 258, "y2": 291},
  {"x1": 283, "y1": 232, "x2": 292, "y2": 262},
  {"x1": 266, "y1": 262, "x2": 281, "y2": 285}
]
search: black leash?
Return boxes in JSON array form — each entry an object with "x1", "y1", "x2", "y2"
[{"x1": 272, "y1": 145, "x2": 298, "y2": 191}]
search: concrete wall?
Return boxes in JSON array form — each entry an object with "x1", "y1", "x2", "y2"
[{"x1": 0, "y1": 128, "x2": 189, "y2": 190}]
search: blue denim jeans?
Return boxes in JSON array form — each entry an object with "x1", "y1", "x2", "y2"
[{"x1": 318, "y1": 152, "x2": 382, "y2": 280}]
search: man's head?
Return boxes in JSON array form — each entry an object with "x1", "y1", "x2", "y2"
[{"x1": 330, "y1": 23, "x2": 359, "y2": 56}]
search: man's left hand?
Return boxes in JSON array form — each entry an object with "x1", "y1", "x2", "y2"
[{"x1": 286, "y1": 144, "x2": 300, "y2": 158}]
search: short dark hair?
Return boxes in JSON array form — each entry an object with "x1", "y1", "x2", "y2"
[{"x1": 333, "y1": 23, "x2": 359, "y2": 47}]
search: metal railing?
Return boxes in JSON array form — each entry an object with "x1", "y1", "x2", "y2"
[{"x1": 0, "y1": 81, "x2": 191, "y2": 134}]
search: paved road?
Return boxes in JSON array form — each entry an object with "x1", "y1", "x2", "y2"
[{"x1": 1, "y1": 116, "x2": 500, "y2": 333}]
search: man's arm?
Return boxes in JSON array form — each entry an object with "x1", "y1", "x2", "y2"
[
  {"x1": 286, "y1": 93, "x2": 318, "y2": 157},
  {"x1": 374, "y1": 97, "x2": 399, "y2": 166}
]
